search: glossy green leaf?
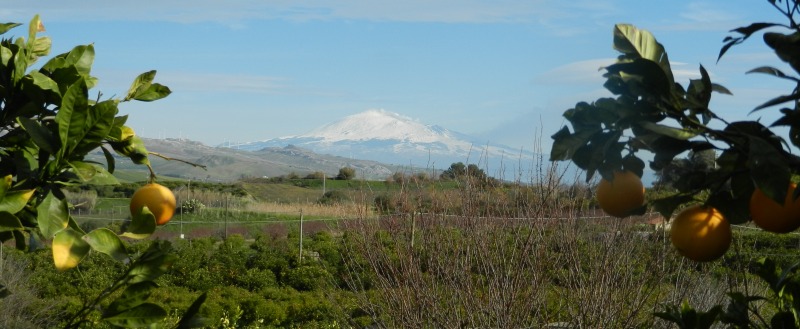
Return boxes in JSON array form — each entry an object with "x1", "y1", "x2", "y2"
[
  {"x1": 17, "y1": 116, "x2": 58, "y2": 155},
  {"x1": 125, "y1": 70, "x2": 156, "y2": 101},
  {"x1": 36, "y1": 192, "x2": 70, "y2": 238},
  {"x1": 68, "y1": 161, "x2": 119, "y2": 185},
  {"x1": 746, "y1": 66, "x2": 799, "y2": 81},
  {"x1": 613, "y1": 24, "x2": 673, "y2": 84},
  {"x1": 105, "y1": 282, "x2": 157, "y2": 317},
  {"x1": 26, "y1": 71, "x2": 61, "y2": 98},
  {"x1": 0, "y1": 22, "x2": 22, "y2": 35},
  {"x1": 132, "y1": 83, "x2": 171, "y2": 102},
  {"x1": 83, "y1": 228, "x2": 128, "y2": 262},
  {"x1": 103, "y1": 303, "x2": 167, "y2": 328},
  {"x1": 52, "y1": 228, "x2": 90, "y2": 271},
  {"x1": 65, "y1": 44, "x2": 94, "y2": 77},
  {"x1": 101, "y1": 145, "x2": 116, "y2": 174},
  {"x1": 120, "y1": 206, "x2": 156, "y2": 240},
  {"x1": 73, "y1": 99, "x2": 119, "y2": 155},
  {"x1": 638, "y1": 121, "x2": 697, "y2": 140},
  {"x1": 605, "y1": 58, "x2": 672, "y2": 96},
  {"x1": 0, "y1": 189, "x2": 35, "y2": 214},
  {"x1": 31, "y1": 36, "x2": 51, "y2": 58},
  {"x1": 27, "y1": 15, "x2": 41, "y2": 45},
  {"x1": 0, "y1": 45, "x2": 12, "y2": 67},
  {"x1": 56, "y1": 78, "x2": 89, "y2": 157},
  {"x1": 0, "y1": 212, "x2": 23, "y2": 232}
]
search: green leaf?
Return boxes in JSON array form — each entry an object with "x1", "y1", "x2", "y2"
[
  {"x1": 26, "y1": 71, "x2": 61, "y2": 100},
  {"x1": 127, "y1": 241, "x2": 175, "y2": 284},
  {"x1": 622, "y1": 154, "x2": 645, "y2": 178},
  {"x1": 711, "y1": 83, "x2": 732, "y2": 95},
  {"x1": 36, "y1": 192, "x2": 70, "y2": 239},
  {"x1": 132, "y1": 83, "x2": 171, "y2": 102},
  {"x1": 0, "y1": 189, "x2": 35, "y2": 214},
  {"x1": 177, "y1": 292, "x2": 208, "y2": 329},
  {"x1": 101, "y1": 146, "x2": 116, "y2": 174},
  {"x1": 550, "y1": 126, "x2": 600, "y2": 161},
  {"x1": 73, "y1": 99, "x2": 119, "y2": 155},
  {"x1": 68, "y1": 161, "x2": 119, "y2": 185},
  {"x1": 102, "y1": 303, "x2": 167, "y2": 328},
  {"x1": 0, "y1": 22, "x2": 22, "y2": 35},
  {"x1": 125, "y1": 70, "x2": 156, "y2": 101},
  {"x1": 120, "y1": 206, "x2": 156, "y2": 240},
  {"x1": 748, "y1": 135, "x2": 791, "y2": 205},
  {"x1": 56, "y1": 78, "x2": 89, "y2": 157},
  {"x1": 747, "y1": 66, "x2": 800, "y2": 82},
  {"x1": 613, "y1": 24, "x2": 674, "y2": 84},
  {"x1": 0, "y1": 175, "x2": 10, "y2": 200},
  {"x1": 638, "y1": 121, "x2": 697, "y2": 140},
  {"x1": 17, "y1": 116, "x2": 58, "y2": 155},
  {"x1": 104, "y1": 281, "x2": 157, "y2": 317},
  {"x1": 52, "y1": 228, "x2": 91, "y2": 271},
  {"x1": 0, "y1": 212, "x2": 23, "y2": 232},
  {"x1": 83, "y1": 228, "x2": 128, "y2": 262},
  {"x1": 604, "y1": 58, "x2": 672, "y2": 96},
  {"x1": 65, "y1": 44, "x2": 94, "y2": 77},
  {"x1": 652, "y1": 193, "x2": 696, "y2": 219},
  {"x1": 751, "y1": 92, "x2": 800, "y2": 113},
  {"x1": 718, "y1": 22, "x2": 781, "y2": 61}
]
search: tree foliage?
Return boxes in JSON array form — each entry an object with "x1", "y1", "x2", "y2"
[
  {"x1": 550, "y1": 0, "x2": 800, "y2": 327},
  {"x1": 0, "y1": 16, "x2": 204, "y2": 327},
  {"x1": 336, "y1": 167, "x2": 355, "y2": 180}
]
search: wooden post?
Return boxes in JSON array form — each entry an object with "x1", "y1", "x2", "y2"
[{"x1": 299, "y1": 209, "x2": 304, "y2": 263}]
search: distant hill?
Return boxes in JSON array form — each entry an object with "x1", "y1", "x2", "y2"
[{"x1": 91, "y1": 138, "x2": 403, "y2": 182}]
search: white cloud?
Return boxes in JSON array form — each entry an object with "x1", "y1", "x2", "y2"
[{"x1": 535, "y1": 58, "x2": 614, "y2": 85}]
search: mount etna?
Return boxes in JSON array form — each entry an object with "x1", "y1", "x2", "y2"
[{"x1": 232, "y1": 109, "x2": 539, "y2": 179}]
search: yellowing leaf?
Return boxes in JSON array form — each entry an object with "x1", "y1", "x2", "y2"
[
  {"x1": 0, "y1": 189, "x2": 35, "y2": 214},
  {"x1": 52, "y1": 228, "x2": 90, "y2": 271}
]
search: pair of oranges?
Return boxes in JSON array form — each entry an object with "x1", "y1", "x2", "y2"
[
  {"x1": 130, "y1": 183, "x2": 176, "y2": 226},
  {"x1": 596, "y1": 171, "x2": 800, "y2": 262}
]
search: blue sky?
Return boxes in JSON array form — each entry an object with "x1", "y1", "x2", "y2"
[{"x1": 2, "y1": 1, "x2": 793, "y2": 153}]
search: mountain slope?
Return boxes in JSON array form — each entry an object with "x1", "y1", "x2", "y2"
[
  {"x1": 234, "y1": 109, "x2": 536, "y2": 177},
  {"x1": 94, "y1": 138, "x2": 396, "y2": 182}
]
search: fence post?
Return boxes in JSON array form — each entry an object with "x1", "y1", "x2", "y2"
[
  {"x1": 410, "y1": 211, "x2": 416, "y2": 248},
  {"x1": 299, "y1": 209, "x2": 304, "y2": 263}
]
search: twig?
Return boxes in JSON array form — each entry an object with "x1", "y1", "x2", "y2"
[{"x1": 148, "y1": 152, "x2": 208, "y2": 170}]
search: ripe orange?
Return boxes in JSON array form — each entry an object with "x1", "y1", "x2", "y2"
[
  {"x1": 749, "y1": 183, "x2": 800, "y2": 233},
  {"x1": 130, "y1": 183, "x2": 176, "y2": 226},
  {"x1": 596, "y1": 170, "x2": 645, "y2": 218},
  {"x1": 670, "y1": 205, "x2": 731, "y2": 262}
]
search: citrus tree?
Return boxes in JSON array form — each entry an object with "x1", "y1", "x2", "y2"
[
  {"x1": 550, "y1": 0, "x2": 800, "y2": 327},
  {"x1": 0, "y1": 16, "x2": 205, "y2": 327}
]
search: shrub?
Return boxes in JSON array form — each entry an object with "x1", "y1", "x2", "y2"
[{"x1": 317, "y1": 190, "x2": 349, "y2": 205}]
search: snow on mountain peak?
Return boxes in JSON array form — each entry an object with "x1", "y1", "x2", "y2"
[{"x1": 302, "y1": 109, "x2": 458, "y2": 144}]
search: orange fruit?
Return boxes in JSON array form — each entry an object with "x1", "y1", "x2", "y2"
[
  {"x1": 670, "y1": 205, "x2": 731, "y2": 262},
  {"x1": 130, "y1": 183, "x2": 176, "y2": 226},
  {"x1": 749, "y1": 183, "x2": 800, "y2": 233},
  {"x1": 596, "y1": 170, "x2": 645, "y2": 218}
]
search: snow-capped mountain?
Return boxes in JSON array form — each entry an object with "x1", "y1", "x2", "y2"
[{"x1": 232, "y1": 109, "x2": 538, "y2": 178}]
